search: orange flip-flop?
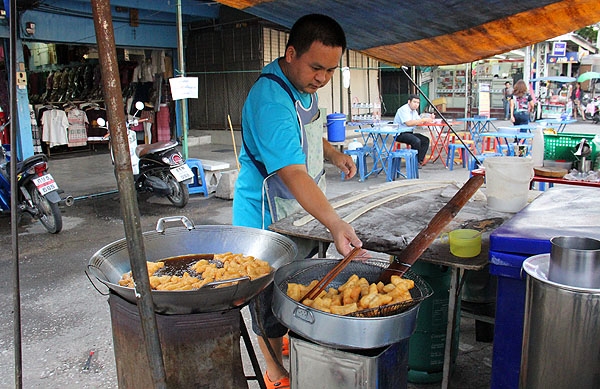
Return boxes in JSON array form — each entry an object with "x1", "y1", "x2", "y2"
[{"x1": 264, "y1": 372, "x2": 290, "y2": 389}]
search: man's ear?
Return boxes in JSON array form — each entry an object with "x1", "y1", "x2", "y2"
[{"x1": 284, "y1": 46, "x2": 296, "y2": 63}]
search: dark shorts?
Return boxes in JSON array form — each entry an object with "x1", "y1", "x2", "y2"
[
  {"x1": 249, "y1": 283, "x2": 288, "y2": 338},
  {"x1": 249, "y1": 240, "x2": 322, "y2": 338},
  {"x1": 513, "y1": 111, "x2": 529, "y2": 125}
]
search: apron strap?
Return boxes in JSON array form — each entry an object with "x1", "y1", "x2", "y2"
[{"x1": 241, "y1": 73, "x2": 297, "y2": 178}]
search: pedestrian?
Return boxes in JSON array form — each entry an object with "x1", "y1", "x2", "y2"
[
  {"x1": 232, "y1": 14, "x2": 363, "y2": 389},
  {"x1": 393, "y1": 94, "x2": 432, "y2": 165},
  {"x1": 503, "y1": 81, "x2": 513, "y2": 120},
  {"x1": 570, "y1": 82, "x2": 584, "y2": 120},
  {"x1": 510, "y1": 80, "x2": 533, "y2": 126}
]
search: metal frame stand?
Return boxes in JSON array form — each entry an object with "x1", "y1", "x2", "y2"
[{"x1": 240, "y1": 315, "x2": 267, "y2": 389}]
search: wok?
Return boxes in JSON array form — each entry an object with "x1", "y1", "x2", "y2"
[{"x1": 87, "y1": 216, "x2": 297, "y2": 314}]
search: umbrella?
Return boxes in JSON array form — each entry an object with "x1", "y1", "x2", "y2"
[{"x1": 577, "y1": 72, "x2": 600, "y2": 83}]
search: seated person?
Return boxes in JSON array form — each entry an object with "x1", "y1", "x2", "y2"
[{"x1": 393, "y1": 94, "x2": 432, "y2": 165}]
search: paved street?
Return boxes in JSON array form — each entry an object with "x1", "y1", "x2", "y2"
[{"x1": 0, "y1": 119, "x2": 597, "y2": 388}]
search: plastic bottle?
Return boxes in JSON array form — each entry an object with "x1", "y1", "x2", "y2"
[{"x1": 531, "y1": 126, "x2": 544, "y2": 167}]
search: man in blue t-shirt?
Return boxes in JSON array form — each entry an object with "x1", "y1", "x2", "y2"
[
  {"x1": 232, "y1": 14, "x2": 363, "y2": 388},
  {"x1": 393, "y1": 94, "x2": 433, "y2": 164}
]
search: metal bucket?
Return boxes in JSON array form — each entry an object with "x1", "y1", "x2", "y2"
[
  {"x1": 549, "y1": 236, "x2": 600, "y2": 288},
  {"x1": 521, "y1": 254, "x2": 600, "y2": 388},
  {"x1": 87, "y1": 217, "x2": 297, "y2": 314}
]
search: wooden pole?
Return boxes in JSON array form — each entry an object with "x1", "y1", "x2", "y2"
[{"x1": 227, "y1": 115, "x2": 240, "y2": 171}]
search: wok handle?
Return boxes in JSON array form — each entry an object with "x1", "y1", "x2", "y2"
[
  {"x1": 379, "y1": 175, "x2": 485, "y2": 283},
  {"x1": 155, "y1": 216, "x2": 195, "y2": 233},
  {"x1": 202, "y1": 276, "x2": 250, "y2": 288},
  {"x1": 85, "y1": 267, "x2": 109, "y2": 296}
]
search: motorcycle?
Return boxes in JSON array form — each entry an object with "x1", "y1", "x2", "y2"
[
  {"x1": 0, "y1": 121, "x2": 73, "y2": 233},
  {"x1": 98, "y1": 102, "x2": 193, "y2": 208}
]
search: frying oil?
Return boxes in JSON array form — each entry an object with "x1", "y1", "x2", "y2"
[{"x1": 156, "y1": 254, "x2": 214, "y2": 277}]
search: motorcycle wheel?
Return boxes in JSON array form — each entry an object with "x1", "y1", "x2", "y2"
[
  {"x1": 29, "y1": 186, "x2": 62, "y2": 233},
  {"x1": 584, "y1": 113, "x2": 593, "y2": 121},
  {"x1": 165, "y1": 173, "x2": 189, "y2": 208}
]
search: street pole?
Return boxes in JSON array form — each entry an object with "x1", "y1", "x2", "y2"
[
  {"x1": 176, "y1": 0, "x2": 189, "y2": 159},
  {"x1": 9, "y1": 0, "x2": 23, "y2": 386},
  {"x1": 90, "y1": 1, "x2": 167, "y2": 387}
]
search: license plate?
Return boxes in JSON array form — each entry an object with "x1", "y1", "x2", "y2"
[
  {"x1": 32, "y1": 174, "x2": 59, "y2": 195},
  {"x1": 171, "y1": 164, "x2": 194, "y2": 182}
]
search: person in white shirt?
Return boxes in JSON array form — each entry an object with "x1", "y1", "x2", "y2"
[{"x1": 393, "y1": 94, "x2": 432, "y2": 164}]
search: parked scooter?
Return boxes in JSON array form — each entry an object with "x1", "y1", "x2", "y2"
[
  {"x1": 584, "y1": 95, "x2": 600, "y2": 123},
  {"x1": 0, "y1": 121, "x2": 73, "y2": 233},
  {"x1": 99, "y1": 102, "x2": 193, "y2": 208}
]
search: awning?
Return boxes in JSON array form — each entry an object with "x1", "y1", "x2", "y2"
[{"x1": 215, "y1": 0, "x2": 600, "y2": 66}]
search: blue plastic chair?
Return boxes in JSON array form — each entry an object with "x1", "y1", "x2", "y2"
[
  {"x1": 446, "y1": 142, "x2": 475, "y2": 171},
  {"x1": 186, "y1": 158, "x2": 209, "y2": 196},
  {"x1": 386, "y1": 149, "x2": 419, "y2": 181},
  {"x1": 468, "y1": 152, "x2": 503, "y2": 177}
]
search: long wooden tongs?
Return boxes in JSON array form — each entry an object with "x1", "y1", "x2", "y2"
[{"x1": 302, "y1": 247, "x2": 362, "y2": 301}]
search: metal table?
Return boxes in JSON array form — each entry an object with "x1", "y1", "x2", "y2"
[
  {"x1": 354, "y1": 123, "x2": 401, "y2": 179},
  {"x1": 269, "y1": 183, "x2": 511, "y2": 388},
  {"x1": 481, "y1": 131, "x2": 534, "y2": 156},
  {"x1": 455, "y1": 117, "x2": 498, "y2": 152},
  {"x1": 537, "y1": 118, "x2": 577, "y2": 133},
  {"x1": 417, "y1": 121, "x2": 460, "y2": 167}
]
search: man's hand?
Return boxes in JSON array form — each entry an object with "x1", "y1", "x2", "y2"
[
  {"x1": 330, "y1": 151, "x2": 356, "y2": 179},
  {"x1": 328, "y1": 218, "x2": 363, "y2": 257},
  {"x1": 323, "y1": 139, "x2": 357, "y2": 179}
]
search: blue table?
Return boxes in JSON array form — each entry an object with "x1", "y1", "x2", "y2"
[
  {"x1": 455, "y1": 117, "x2": 498, "y2": 152},
  {"x1": 354, "y1": 124, "x2": 403, "y2": 178},
  {"x1": 481, "y1": 131, "x2": 534, "y2": 156},
  {"x1": 537, "y1": 118, "x2": 577, "y2": 133}
]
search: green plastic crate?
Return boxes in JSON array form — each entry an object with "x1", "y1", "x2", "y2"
[{"x1": 543, "y1": 133, "x2": 598, "y2": 163}]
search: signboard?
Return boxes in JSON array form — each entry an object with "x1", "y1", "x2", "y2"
[
  {"x1": 169, "y1": 77, "x2": 199, "y2": 100},
  {"x1": 478, "y1": 83, "x2": 490, "y2": 117},
  {"x1": 547, "y1": 52, "x2": 579, "y2": 64},
  {"x1": 552, "y1": 42, "x2": 567, "y2": 57},
  {"x1": 421, "y1": 71, "x2": 432, "y2": 83}
]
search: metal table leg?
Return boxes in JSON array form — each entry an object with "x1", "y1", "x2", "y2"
[
  {"x1": 441, "y1": 267, "x2": 465, "y2": 389},
  {"x1": 240, "y1": 315, "x2": 267, "y2": 389}
]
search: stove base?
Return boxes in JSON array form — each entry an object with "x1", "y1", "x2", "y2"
[
  {"x1": 289, "y1": 333, "x2": 408, "y2": 389},
  {"x1": 109, "y1": 293, "x2": 249, "y2": 388}
]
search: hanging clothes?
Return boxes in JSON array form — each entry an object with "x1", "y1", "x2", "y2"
[
  {"x1": 67, "y1": 108, "x2": 89, "y2": 147},
  {"x1": 28, "y1": 104, "x2": 42, "y2": 153},
  {"x1": 41, "y1": 109, "x2": 69, "y2": 147}
]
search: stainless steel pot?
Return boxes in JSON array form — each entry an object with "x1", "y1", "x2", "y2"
[
  {"x1": 549, "y1": 236, "x2": 600, "y2": 288},
  {"x1": 273, "y1": 258, "x2": 428, "y2": 349},
  {"x1": 87, "y1": 216, "x2": 297, "y2": 314}
]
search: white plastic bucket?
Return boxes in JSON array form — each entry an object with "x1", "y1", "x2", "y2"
[{"x1": 483, "y1": 156, "x2": 534, "y2": 213}]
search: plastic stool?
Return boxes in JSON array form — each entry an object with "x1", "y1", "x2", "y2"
[
  {"x1": 446, "y1": 141, "x2": 475, "y2": 171},
  {"x1": 386, "y1": 149, "x2": 419, "y2": 181},
  {"x1": 341, "y1": 147, "x2": 371, "y2": 181},
  {"x1": 186, "y1": 158, "x2": 208, "y2": 196}
]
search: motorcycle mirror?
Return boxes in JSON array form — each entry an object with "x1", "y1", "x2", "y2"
[
  {"x1": 97, "y1": 118, "x2": 106, "y2": 127},
  {"x1": 135, "y1": 101, "x2": 144, "y2": 111}
]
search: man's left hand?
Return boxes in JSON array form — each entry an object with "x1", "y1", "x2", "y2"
[{"x1": 331, "y1": 151, "x2": 356, "y2": 179}]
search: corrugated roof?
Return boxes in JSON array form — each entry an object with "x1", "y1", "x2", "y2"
[{"x1": 216, "y1": 0, "x2": 600, "y2": 65}]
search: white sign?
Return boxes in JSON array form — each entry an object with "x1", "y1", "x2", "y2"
[
  {"x1": 552, "y1": 42, "x2": 567, "y2": 57},
  {"x1": 169, "y1": 77, "x2": 199, "y2": 100}
]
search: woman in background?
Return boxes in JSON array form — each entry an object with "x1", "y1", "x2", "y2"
[
  {"x1": 570, "y1": 82, "x2": 584, "y2": 120},
  {"x1": 510, "y1": 80, "x2": 534, "y2": 126}
]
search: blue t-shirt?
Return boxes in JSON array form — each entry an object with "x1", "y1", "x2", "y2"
[{"x1": 232, "y1": 59, "x2": 312, "y2": 229}]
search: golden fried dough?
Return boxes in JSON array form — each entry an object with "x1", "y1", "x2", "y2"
[
  {"x1": 119, "y1": 254, "x2": 271, "y2": 291},
  {"x1": 286, "y1": 273, "x2": 415, "y2": 316}
]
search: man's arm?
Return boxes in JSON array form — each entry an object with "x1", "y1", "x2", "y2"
[
  {"x1": 277, "y1": 164, "x2": 362, "y2": 256},
  {"x1": 323, "y1": 138, "x2": 356, "y2": 179}
]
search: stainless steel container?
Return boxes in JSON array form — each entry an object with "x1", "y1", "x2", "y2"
[
  {"x1": 549, "y1": 236, "x2": 600, "y2": 288},
  {"x1": 289, "y1": 333, "x2": 408, "y2": 389},
  {"x1": 273, "y1": 258, "x2": 425, "y2": 349},
  {"x1": 87, "y1": 217, "x2": 297, "y2": 314},
  {"x1": 521, "y1": 254, "x2": 600, "y2": 388}
]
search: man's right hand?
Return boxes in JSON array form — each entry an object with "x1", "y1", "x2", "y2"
[{"x1": 328, "y1": 218, "x2": 364, "y2": 257}]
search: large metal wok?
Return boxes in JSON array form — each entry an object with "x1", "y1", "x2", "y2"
[
  {"x1": 87, "y1": 217, "x2": 297, "y2": 314},
  {"x1": 273, "y1": 258, "x2": 432, "y2": 349}
]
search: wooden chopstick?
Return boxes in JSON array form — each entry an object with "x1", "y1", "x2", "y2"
[{"x1": 302, "y1": 247, "x2": 361, "y2": 301}]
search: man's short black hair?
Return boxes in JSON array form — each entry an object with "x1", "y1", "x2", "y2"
[
  {"x1": 286, "y1": 14, "x2": 346, "y2": 57},
  {"x1": 408, "y1": 93, "x2": 420, "y2": 102}
]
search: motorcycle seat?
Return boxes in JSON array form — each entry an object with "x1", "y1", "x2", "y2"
[
  {"x1": 136, "y1": 141, "x2": 178, "y2": 158},
  {"x1": 7, "y1": 154, "x2": 47, "y2": 174}
]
